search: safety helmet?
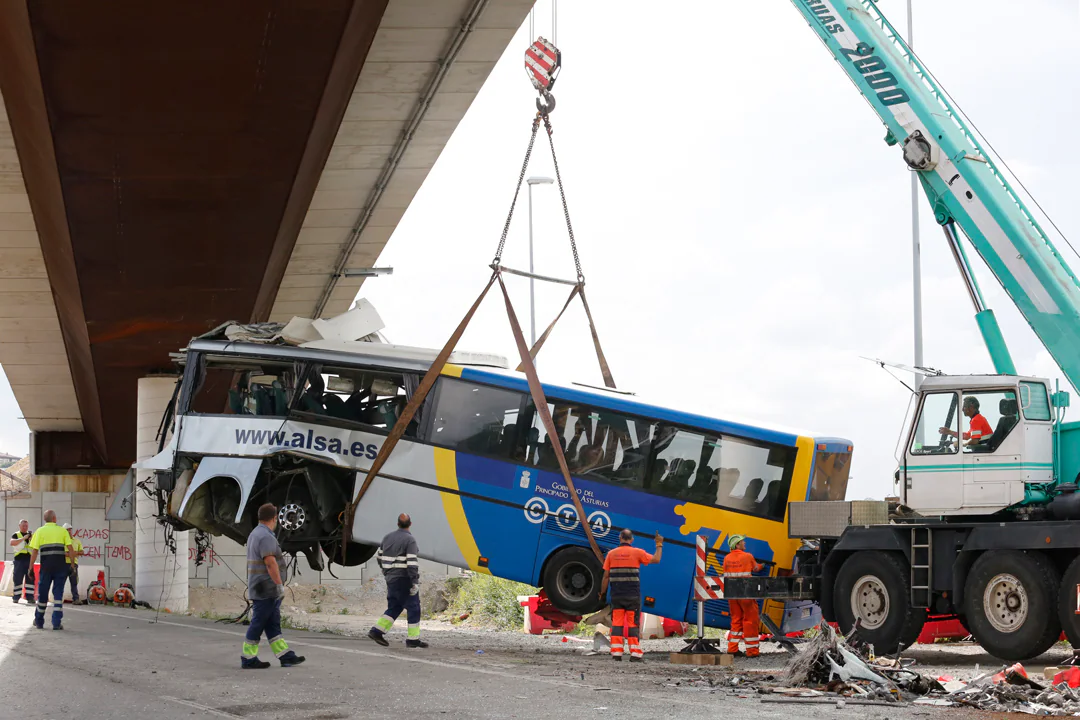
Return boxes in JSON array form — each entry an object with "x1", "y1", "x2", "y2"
[
  {"x1": 62, "y1": 523, "x2": 72, "y2": 531},
  {"x1": 728, "y1": 534, "x2": 745, "y2": 550}
]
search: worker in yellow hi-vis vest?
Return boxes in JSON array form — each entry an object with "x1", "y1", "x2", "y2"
[
  {"x1": 29, "y1": 510, "x2": 73, "y2": 630},
  {"x1": 62, "y1": 523, "x2": 84, "y2": 604}
]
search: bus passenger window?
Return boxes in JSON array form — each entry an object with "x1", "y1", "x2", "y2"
[
  {"x1": 649, "y1": 425, "x2": 795, "y2": 521},
  {"x1": 190, "y1": 357, "x2": 295, "y2": 416},
  {"x1": 520, "y1": 400, "x2": 654, "y2": 489},
  {"x1": 296, "y1": 367, "x2": 421, "y2": 436},
  {"x1": 650, "y1": 428, "x2": 712, "y2": 500},
  {"x1": 430, "y1": 379, "x2": 525, "y2": 458}
]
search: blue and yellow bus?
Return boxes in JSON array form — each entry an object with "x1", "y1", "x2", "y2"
[{"x1": 145, "y1": 336, "x2": 852, "y2": 633}]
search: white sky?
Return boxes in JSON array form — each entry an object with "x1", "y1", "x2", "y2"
[{"x1": 1, "y1": 0, "x2": 1076, "y2": 503}]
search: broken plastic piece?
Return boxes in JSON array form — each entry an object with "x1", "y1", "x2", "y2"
[{"x1": 828, "y1": 644, "x2": 888, "y2": 685}]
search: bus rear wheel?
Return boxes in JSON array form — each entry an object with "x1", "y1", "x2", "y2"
[
  {"x1": 543, "y1": 547, "x2": 604, "y2": 615},
  {"x1": 834, "y1": 550, "x2": 926, "y2": 653},
  {"x1": 964, "y1": 550, "x2": 1060, "y2": 661}
]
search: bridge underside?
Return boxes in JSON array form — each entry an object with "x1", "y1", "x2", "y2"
[{"x1": 0, "y1": 0, "x2": 531, "y2": 472}]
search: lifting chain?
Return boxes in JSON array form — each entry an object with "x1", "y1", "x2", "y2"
[
  {"x1": 492, "y1": 114, "x2": 542, "y2": 266},
  {"x1": 491, "y1": 97, "x2": 584, "y2": 283},
  {"x1": 542, "y1": 113, "x2": 584, "y2": 283}
]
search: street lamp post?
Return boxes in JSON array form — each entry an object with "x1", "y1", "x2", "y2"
[
  {"x1": 907, "y1": 0, "x2": 924, "y2": 389},
  {"x1": 527, "y1": 176, "x2": 554, "y2": 352}
]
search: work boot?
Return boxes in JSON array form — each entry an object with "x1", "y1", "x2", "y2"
[
  {"x1": 12, "y1": 598, "x2": 18, "y2": 604},
  {"x1": 241, "y1": 657, "x2": 271, "y2": 669},
  {"x1": 279, "y1": 651, "x2": 306, "y2": 667},
  {"x1": 52, "y1": 625, "x2": 63, "y2": 631},
  {"x1": 405, "y1": 639, "x2": 429, "y2": 648},
  {"x1": 611, "y1": 656, "x2": 622, "y2": 662},
  {"x1": 367, "y1": 629, "x2": 389, "y2": 647}
]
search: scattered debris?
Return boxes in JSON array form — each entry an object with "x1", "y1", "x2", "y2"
[{"x1": 784, "y1": 622, "x2": 887, "y2": 688}]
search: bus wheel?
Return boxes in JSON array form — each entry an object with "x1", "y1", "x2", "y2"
[
  {"x1": 1058, "y1": 556, "x2": 1080, "y2": 649},
  {"x1": 543, "y1": 547, "x2": 604, "y2": 615},
  {"x1": 834, "y1": 551, "x2": 926, "y2": 653},
  {"x1": 964, "y1": 550, "x2": 1060, "y2": 661},
  {"x1": 321, "y1": 539, "x2": 377, "y2": 567}
]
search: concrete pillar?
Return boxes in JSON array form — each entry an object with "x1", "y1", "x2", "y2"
[{"x1": 134, "y1": 376, "x2": 188, "y2": 611}]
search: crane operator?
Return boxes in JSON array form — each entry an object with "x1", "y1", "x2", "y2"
[{"x1": 940, "y1": 396, "x2": 992, "y2": 447}]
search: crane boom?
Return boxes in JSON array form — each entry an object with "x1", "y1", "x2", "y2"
[{"x1": 790, "y1": 0, "x2": 1080, "y2": 390}]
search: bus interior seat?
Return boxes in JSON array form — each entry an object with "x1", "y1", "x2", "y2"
[
  {"x1": 322, "y1": 393, "x2": 349, "y2": 419},
  {"x1": 985, "y1": 398, "x2": 1019, "y2": 452},
  {"x1": 763, "y1": 480, "x2": 783, "y2": 516},
  {"x1": 500, "y1": 423, "x2": 517, "y2": 455},
  {"x1": 742, "y1": 478, "x2": 764, "y2": 509},
  {"x1": 252, "y1": 381, "x2": 287, "y2": 416},
  {"x1": 300, "y1": 375, "x2": 326, "y2": 414},
  {"x1": 229, "y1": 375, "x2": 251, "y2": 414},
  {"x1": 344, "y1": 391, "x2": 370, "y2": 421}
]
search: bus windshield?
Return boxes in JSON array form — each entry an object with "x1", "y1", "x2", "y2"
[{"x1": 809, "y1": 450, "x2": 852, "y2": 501}]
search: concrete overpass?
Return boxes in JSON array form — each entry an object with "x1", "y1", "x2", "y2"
[{"x1": 0, "y1": 0, "x2": 533, "y2": 476}]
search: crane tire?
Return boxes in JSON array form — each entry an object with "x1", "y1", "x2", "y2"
[
  {"x1": 1057, "y1": 555, "x2": 1080, "y2": 649},
  {"x1": 834, "y1": 550, "x2": 926, "y2": 653},
  {"x1": 964, "y1": 550, "x2": 1060, "y2": 662}
]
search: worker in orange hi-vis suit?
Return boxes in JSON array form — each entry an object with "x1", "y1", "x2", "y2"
[
  {"x1": 598, "y1": 529, "x2": 663, "y2": 662},
  {"x1": 723, "y1": 534, "x2": 764, "y2": 657}
]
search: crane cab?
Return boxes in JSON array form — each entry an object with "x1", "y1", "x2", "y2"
[{"x1": 900, "y1": 374, "x2": 1056, "y2": 516}]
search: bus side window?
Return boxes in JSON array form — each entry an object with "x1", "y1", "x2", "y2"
[
  {"x1": 650, "y1": 427, "x2": 710, "y2": 500},
  {"x1": 649, "y1": 425, "x2": 795, "y2": 521},
  {"x1": 430, "y1": 378, "x2": 525, "y2": 458},
  {"x1": 520, "y1": 399, "x2": 653, "y2": 489}
]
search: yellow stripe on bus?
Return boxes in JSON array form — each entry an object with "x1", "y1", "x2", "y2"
[
  {"x1": 441, "y1": 363, "x2": 464, "y2": 378},
  {"x1": 432, "y1": 447, "x2": 490, "y2": 574}
]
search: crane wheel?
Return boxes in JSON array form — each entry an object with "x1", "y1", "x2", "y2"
[
  {"x1": 833, "y1": 550, "x2": 926, "y2": 653},
  {"x1": 1057, "y1": 555, "x2": 1080, "y2": 649},
  {"x1": 964, "y1": 550, "x2": 1060, "y2": 662}
]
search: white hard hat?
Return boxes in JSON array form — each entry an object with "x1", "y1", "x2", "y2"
[{"x1": 62, "y1": 523, "x2": 72, "y2": 531}]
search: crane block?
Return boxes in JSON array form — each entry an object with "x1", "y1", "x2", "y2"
[{"x1": 525, "y1": 37, "x2": 561, "y2": 91}]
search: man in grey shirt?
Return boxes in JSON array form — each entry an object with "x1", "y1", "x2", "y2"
[
  {"x1": 242, "y1": 503, "x2": 305, "y2": 669},
  {"x1": 368, "y1": 513, "x2": 427, "y2": 648}
]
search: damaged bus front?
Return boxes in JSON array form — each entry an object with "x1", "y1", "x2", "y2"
[{"x1": 136, "y1": 327, "x2": 507, "y2": 571}]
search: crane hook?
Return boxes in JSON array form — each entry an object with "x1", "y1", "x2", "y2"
[{"x1": 535, "y1": 90, "x2": 556, "y2": 116}]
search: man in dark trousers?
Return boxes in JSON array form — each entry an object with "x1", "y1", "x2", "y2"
[
  {"x1": 28, "y1": 510, "x2": 73, "y2": 630},
  {"x1": 9, "y1": 519, "x2": 34, "y2": 604},
  {"x1": 241, "y1": 503, "x2": 305, "y2": 669},
  {"x1": 599, "y1": 529, "x2": 663, "y2": 662},
  {"x1": 368, "y1": 513, "x2": 427, "y2": 648}
]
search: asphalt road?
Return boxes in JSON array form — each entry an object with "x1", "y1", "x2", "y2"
[{"x1": 0, "y1": 602, "x2": 955, "y2": 719}]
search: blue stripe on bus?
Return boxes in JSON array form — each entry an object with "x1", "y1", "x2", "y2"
[{"x1": 458, "y1": 367, "x2": 803, "y2": 447}]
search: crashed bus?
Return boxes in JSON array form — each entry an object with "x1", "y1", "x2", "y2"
[{"x1": 138, "y1": 317, "x2": 853, "y2": 632}]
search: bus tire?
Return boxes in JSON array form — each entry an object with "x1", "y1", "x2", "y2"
[
  {"x1": 321, "y1": 539, "x2": 377, "y2": 568},
  {"x1": 542, "y1": 547, "x2": 604, "y2": 615},
  {"x1": 964, "y1": 550, "x2": 1060, "y2": 661},
  {"x1": 834, "y1": 550, "x2": 926, "y2": 653},
  {"x1": 1058, "y1": 555, "x2": 1080, "y2": 649}
]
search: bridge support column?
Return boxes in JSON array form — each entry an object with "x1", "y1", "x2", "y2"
[{"x1": 134, "y1": 376, "x2": 188, "y2": 611}]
